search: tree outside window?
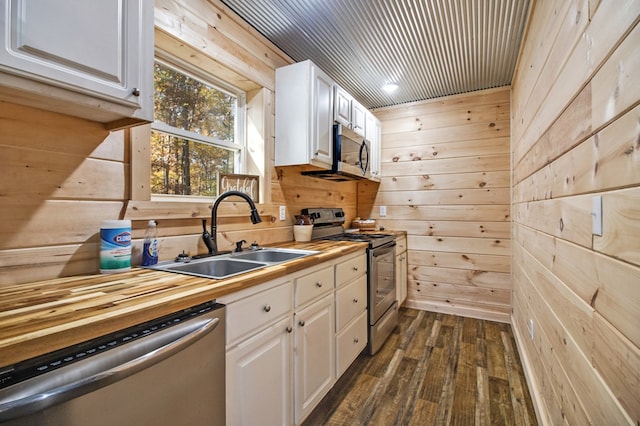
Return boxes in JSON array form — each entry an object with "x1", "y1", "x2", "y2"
[{"x1": 151, "y1": 61, "x2": 243, "y2": 197}]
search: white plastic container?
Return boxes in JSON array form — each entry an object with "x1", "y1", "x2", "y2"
[
  {"x1": 293, "y1": 225, "x2": 313, "y2": 242},
  {"x1": 100, "y1": 220, "x2": 132, "y2": 273}
]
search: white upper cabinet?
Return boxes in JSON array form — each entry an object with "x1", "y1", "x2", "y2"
[
  {"x1": 351, "y1": 101, "x2": 366, "y2": 137},
  {"x1": 0, "y1": 0, "x2": 153, "y2": 129},
  {"x1": 334, "y1": 85, "x2": 351, "y2": 127},
  {"x1": 275, "y1": 60, "x2": 334, "y2": 168},
  {"x1": 365, "y1": 111, "x2": 381, "y2": 180},
  {"x1": 333, "y1": 84, "x2": 365, "y2": 137}
]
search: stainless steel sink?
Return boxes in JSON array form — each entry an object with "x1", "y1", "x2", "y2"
[
  {"x1": 163, "y1": 258, "x2": 267, "y2": 279},
  {"x1": 147, "y1": 248, "x2": 318, "y2": 279},
  {"x1": 231, "y1": 248, "x2": 316, "y2": 263}
]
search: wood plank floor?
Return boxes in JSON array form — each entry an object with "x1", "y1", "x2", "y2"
[{"x1": 303, "y1": 307, "x2": 538, "y2": 426}]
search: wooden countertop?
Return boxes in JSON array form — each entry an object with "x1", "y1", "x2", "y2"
[{"x1": 0, "y1": 240, "x2": 366, "y2": 367}]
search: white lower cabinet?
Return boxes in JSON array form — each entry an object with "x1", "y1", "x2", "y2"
[
  {"x1": 395, "y1": 235, "x2": 408, "y2": 305},
  {"x1": 294, "y1": 293, "x2": 334, "y2": 424},
  {"x1": 221, "y1": 250, "x2": 367, "y2": 426},
  {"x1": 334, "y1": 253, "x2": 368, "y2": 377},
  {"x1": 226, "y1": 316, "x2": 293, "y2": 426},
  {"x1": 336, "y1": 310, "x2": 368, "y2": 376},
  {"x1": 220, "y1": 279, "x2": 294, "y2": 426}
]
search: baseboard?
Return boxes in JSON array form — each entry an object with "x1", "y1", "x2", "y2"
[
  {"x1": 510, "y1": 314, "x2": 550, "y2": 426},
  {"x1": 404, "y1": 298, "x2": 510, "y2": 323}
]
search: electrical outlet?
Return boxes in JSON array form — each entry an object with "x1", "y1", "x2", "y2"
[
  {"x1": 379, "y1": 205, "x2": 387, "y2": 217},
  {"x1": 279, "y1": 206, "x2": 286, "y2": 221},
  {"x1": 592, "y1": 196, "x2": 602, "y2": 236},
  {"x1": 528, "y1": 319, "x2": 534, "y2": 340}
]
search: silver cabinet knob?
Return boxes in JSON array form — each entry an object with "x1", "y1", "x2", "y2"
[
  {"x1": 352, "y1": 266, "x2": 358, "y2": 271},
  {"x1": 353, "y1": 338, "x2": 359, "y2": 344},
  {"x1": 316, "y1": 282, "x2": 322, "y2": 288},
  {"x1": 286, "y1": 326, "x2": 293, "y2": 333},
  {"x1": 353, "y1": 298, "x2": 358, "y2": 303},
  {"x1": 299, "y1": 320, "x2": 305, "y2": 327},
  {"x1": 132, "y1": 88, "x2": 140, "y2": 96},
  {"x1": 264, "y1": 304, "x2": 271, "y2": 312}
]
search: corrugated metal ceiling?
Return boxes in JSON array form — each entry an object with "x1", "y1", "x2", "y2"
[{"x1": 219, "y1": 0, "x2": 531, "y2": 109}]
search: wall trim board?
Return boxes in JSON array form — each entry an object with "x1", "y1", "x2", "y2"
[
  {"x1": 404, "y1": 298, "x2": 510, "y2": 324},
  {"x1": 510, "y1": 312, "x2": 550, "y2": 426}
]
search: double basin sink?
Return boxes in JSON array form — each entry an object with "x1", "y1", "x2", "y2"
[{"x1": 146, "y1": 248, "x2": 319, "y2": 279}]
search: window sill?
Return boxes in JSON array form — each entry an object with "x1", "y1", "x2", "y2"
[{"x1": 124, "y1": 199, "x2": 274, "y2": 223}]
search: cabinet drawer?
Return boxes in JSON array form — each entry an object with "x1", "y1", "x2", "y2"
[
  {"x1": 336, "y1": 311, "x2": 367, "y2": 377},
  {"x1": 295, "y1": 265, "x2": 333, "y2": 307},
  {"x1": 335, "y1": 275, "x2": 367, "y2": 331},
  {"x1": 335, "y1": 253, "x2": 366, "y2": 287},
  {"x1": 226, "y1": 281, "x2": 293, "y2": 345}
]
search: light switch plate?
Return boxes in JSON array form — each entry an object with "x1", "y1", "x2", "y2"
[
  {"x1": 592, "y1": 196, "x2": 602, "y2": 236},
  {"x1": 379, "y1": 205, "x2": 387, "y2": 217},
  {"x1": 279, "y1": 206, "x2": 286, "y2": 221}
]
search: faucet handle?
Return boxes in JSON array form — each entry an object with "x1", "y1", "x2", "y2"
[
  {"x1": 175, "y1": 251, "x2": 191, "y2": 262},
  {"x1": 250, "y1": 241, "x2": 261, "y2": 251},
  {"x1": 234, "y1": 240, "x2": 247, "y2": 252}
]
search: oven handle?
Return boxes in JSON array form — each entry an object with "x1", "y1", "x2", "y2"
[
  {"x1": 371, "y1": 241, "x2": 396, "y2": 257},
  {"x1": 0, "y1": 316, "x2": 220, "y2": 422}
]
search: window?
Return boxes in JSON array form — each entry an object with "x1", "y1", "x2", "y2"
[{"x1": 151, "y1": 59, "x2": 245, "y2": 198}]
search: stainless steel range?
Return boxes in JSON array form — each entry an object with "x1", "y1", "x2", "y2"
[{"x1": 301, "y1": 208, "x2": 398, "y2": 355}]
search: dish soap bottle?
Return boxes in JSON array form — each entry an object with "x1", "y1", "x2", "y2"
[{"x1": 141, "y1": 220, "x2": 158, "y2": 266}]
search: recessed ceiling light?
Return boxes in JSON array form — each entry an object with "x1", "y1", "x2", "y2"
[{"x1": 382, "y1": 83, "x2": 399, "y2": 93}]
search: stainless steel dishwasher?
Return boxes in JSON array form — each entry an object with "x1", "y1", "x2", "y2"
[{"x1": 0, "y1": 300, "x2": 225, "y2": 425}]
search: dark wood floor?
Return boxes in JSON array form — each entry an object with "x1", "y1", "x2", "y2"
[{"x1": 303, "y1": 307, "x2": 538, "y2": 426}]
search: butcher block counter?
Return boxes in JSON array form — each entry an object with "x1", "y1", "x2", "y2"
[{"x1": 0, "y1": 240, "x2": 366, "y2": 368}]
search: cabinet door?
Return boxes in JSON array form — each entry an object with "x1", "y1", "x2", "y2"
[
  {"x1": 366, "y1": 112, "x2": 381, "y2": 179},
  {"x1": 396, "y1": 250, "x2": 407, "y2": 305},
  {"x1": 351, "y1": 101, "x2": 366, "y2": 137},
  {"x1": 294, "y1": 293, "x2": 335, "y2": 424},
  {"x1": 334, "y1": 85, "x2": 351, "y2": 127},
  {"x1": 336, "y1": 310, "x2": 367, "y2": 377},
  {"x1": 227, "y1": 316, "x2": 293, "y2": 426},
  {"x1": 312, "y1": 65, "x2": 334, "y2": 166}
]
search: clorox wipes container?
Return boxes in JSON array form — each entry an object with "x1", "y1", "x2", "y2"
[{"x1": 100, "y1": 220, "x2": 132, "y2": 273}]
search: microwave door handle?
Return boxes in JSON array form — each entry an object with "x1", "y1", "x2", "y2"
[{"x1": 359, "y1": 140, "x2": 369, "y2": 175}]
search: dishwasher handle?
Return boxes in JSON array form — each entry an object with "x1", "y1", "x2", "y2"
[{"x1": 0, "y1": 315, "x2": 220, "y2": 422}]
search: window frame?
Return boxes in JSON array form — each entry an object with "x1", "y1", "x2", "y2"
[{"x1": 150, "y1": 52, "x2": 247, "y2": 202}]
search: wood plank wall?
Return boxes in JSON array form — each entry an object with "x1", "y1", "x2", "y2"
[
  {"x1": 0, "y1": 0, "x2": 357, "y2": 285},
  {"x1": 371, "y1": 87, "x2": 512, "y2": 323},
  {"x1": 511, "y1": 0, "x2": 639, "y2": 424}
]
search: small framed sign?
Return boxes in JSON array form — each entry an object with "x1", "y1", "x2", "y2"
[{"x1": 218, "y1": 173, "x2": 259, "y2": 202}]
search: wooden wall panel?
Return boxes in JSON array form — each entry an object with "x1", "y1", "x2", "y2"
[
  {"x1": 275, "y1": 166, "x2": 359, "y2": 224},
  {"x1": 511, "y1": 0, "x2": 640, "y2": 423},
  {"x1": 372, "y1": 87, "x2": 512, "y2": 322}
]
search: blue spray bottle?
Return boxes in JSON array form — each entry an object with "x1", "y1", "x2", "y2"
[{"x1": 141, "y1": 220, "x2": 158, "y2": 266}]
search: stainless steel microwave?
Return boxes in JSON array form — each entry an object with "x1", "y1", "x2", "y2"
[{"x1": 302, "y1": 124, "x2": 370, "y2": 181}]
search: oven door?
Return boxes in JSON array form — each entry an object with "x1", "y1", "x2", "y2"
[{"x1": 368, "y1": 242, "x2": 396, "y2": 325}]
